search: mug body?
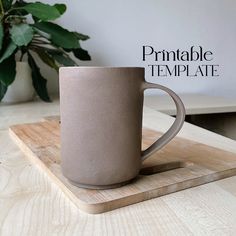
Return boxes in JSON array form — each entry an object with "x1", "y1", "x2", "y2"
[{"x1": 59, "y1": 67, "x2": 145, "y2": 189}]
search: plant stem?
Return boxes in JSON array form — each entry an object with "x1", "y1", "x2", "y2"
[
  {"x1": 31, "y1": 39, "x2": 49, "y2": 44},
  {"x1": 20, "y1": 51, "x2": 24, "y2": 61},
  {"x1": 6, "y1": 7, "x2": 21, "y2": 14},
  {"x1": 0, "y1": 0, "x2": 4, "y2": 16},
  {"x1": 5, "y1": 15, "x2": 26, "y2": 22},
  {"x1": 30, "y1": 44, "x2": 72, "y2": 59}
]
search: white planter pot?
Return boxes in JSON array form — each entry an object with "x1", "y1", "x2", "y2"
[{"x1": 2, "y1": 62, "x2": 34, "y2": 104}]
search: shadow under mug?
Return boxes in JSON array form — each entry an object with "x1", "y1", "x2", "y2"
[{"x1": 59, "y1": 67, "x2": 185, "y2": 189}]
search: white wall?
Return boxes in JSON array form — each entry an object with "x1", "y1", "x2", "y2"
[{"x1": 42, "y1": 0, "x2": 236, "y2": 99}]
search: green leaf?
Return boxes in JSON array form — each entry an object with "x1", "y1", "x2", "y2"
[
  {"x1": 0, "y1": 23, "x2": 3, "y2": 51},
  {"x1": 0, "y1": 54, "x2": 16, "y2": 86},
  {"x1": 53, "y1": 54, "x2": 76, "y2": 66},
  {"x1": 54, "y1": 4, "x2": 66, "y2": 15},
  {"x1": 21, "y1": 2, "x2": 61, "y2": 21},
  {"x1": 27, "y1": 52, "x2": 51, "y2": 102},
  {"x1": 0, "y1": 41, "x2": 17, "y2": 63},
  {"x1": 33, "y1": 22, "x2": 79, "y2": 49},
  {"x1": 73, "y1": 32, "x2": 90, "y2": 41},
  {"x1": 46, "y1": 50, "x2": 76, "y2": 66},
  {"x1": 33, "y1": 48, "x2": 59, "y2": 71},
  {"x1": 2, "y1": 0, "x2": 13, "y2": 11},
  {"x1": 73, "y1": 48, "x2": 91, "y2": 61},
  {"x1": 0, "y1": 80, "x2": 8, "y2": 101},
  {"x1": 10, "y1": 24, "x2": 33, "y2": 46}
]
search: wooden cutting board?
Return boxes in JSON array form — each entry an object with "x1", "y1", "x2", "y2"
[{"x1": 9, "y1": 119, "x2": 236, "y2": 214}]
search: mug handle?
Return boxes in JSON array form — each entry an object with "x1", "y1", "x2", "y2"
[{"x1": 141, "y1": 82, "x2": 186, "y2": 161}]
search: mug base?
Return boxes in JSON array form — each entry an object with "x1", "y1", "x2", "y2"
[{"x1": 68, "y1": 178, "x2": 134, "y2": 190}]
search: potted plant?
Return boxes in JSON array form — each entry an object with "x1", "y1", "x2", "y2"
[{"x1": 0, "y1": 0, "x2": 91, "y2": 103}]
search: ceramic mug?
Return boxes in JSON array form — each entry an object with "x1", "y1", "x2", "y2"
[{"x1": 59, "y1": 67, "x2": 185, "y2": 189}]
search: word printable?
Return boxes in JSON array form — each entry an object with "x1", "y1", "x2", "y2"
[{"x1": 143, "y1": 45, "x2": 219, "y2": 78}]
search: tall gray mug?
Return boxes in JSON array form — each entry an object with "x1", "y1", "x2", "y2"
[{"x1": 59, "y1": 67, "x2": 185, "y2": 189}]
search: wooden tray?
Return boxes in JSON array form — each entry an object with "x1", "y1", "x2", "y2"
[{"x1": 9, "y1": 119, "x2": 236, "y2": 214}]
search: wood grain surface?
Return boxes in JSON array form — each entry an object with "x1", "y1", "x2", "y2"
[
  {"x1": 9, "y1": 119, "x2": 236, "y2": 214},
  {"x1": 2, "y1": 99, "x2": 236, "y2": 235}
]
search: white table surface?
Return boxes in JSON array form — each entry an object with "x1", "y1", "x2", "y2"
[
  {"x1": 144, "y1": 93, "x2": 236, "y2": 115},
  {"x1": 1, "y1": 98, "x2": 236, "y2": 236}
]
